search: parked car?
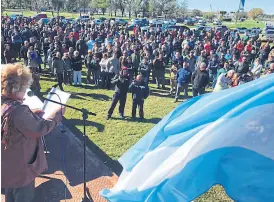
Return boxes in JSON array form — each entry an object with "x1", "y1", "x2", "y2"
[
  {"x1": 33, "y1": 13, "x2": 48, "y2": 21},
  {"x1": 213, "y1": 19, "x2": 222, "y2": 25},
  {"x1": 62, "y1": 18, "x2": 74, "y2": 24},
  {"x1": 236, "y1": 27, "x2": 248, "y2": 34},
  {"x1": 38, "y1": 18, "x2": 49, "y2": 25},
  {"x1": 10, "y1": 14, "x2": 24, "y2": 20},
  {"x1": 164, "y1": 19, "x2": 176, "y2": 25},
  {"x1": 94, "y1": 19, "x2": 103, "y2": 25},
  {"x1": 197, "y1": 19, "x2": 206, "y2": 26},
  {"x1": 262, "y1": 29, "x2": 274, "y2": 42},
  {"x1": 184, "y1": 18, "x2": 195, "y2": 26},
  {"x1": 251, "y1": 27, "x2": 262, "y2": 33},
  {"x1": 196, "y1": 26, "x2": 212, "y2": 32},
  {"x1": 115, "y1": 18, "x2": 128, "y2": 26},
  {"x1": 216, "y1": 25, "x2": 228, "y2": 32},
  {"x1": 176, "y1": 18, "x2": 185, "y2": 23},
  {"x1": 76, "y1": 15, "x2": 90, "y2": 22},
  {"x1": 162, "y1": 25, "x2": 190, "y2": 32},
  {"x1": 149, "y1": 19, "x2": 164, "y2": 25}
]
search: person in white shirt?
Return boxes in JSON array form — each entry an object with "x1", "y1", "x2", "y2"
[{"x1": 214, "y1": 70, "x2": 235, "y2": 92}]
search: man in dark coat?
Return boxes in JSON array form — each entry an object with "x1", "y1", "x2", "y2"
[
  {"x1": 106, "y1": 67, "x2": 130, "y2": 120},
  {"x1": 191, "y1": 62, "x2": 209, "y2": 97}
]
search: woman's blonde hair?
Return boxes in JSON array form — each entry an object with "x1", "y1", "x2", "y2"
[{"x1": 1, "y1": 63, "x2": 33, "y2": 96}]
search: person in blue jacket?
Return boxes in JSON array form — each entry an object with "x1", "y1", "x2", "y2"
[{"x1": 174, "y1": 61, "x2": 192, "y2": 102}]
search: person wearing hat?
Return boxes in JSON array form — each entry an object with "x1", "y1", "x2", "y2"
[{"x1": 106, "y1": 67, "x2": 130, "y2": 120}]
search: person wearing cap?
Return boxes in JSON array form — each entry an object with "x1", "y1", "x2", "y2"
[{"x1": 106, "y1": 67, "x2": 130, "y2": 120}]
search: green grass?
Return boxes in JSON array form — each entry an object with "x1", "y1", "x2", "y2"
[{"x1": 37, "y1": 68, "x2": 232, "y2": 201}]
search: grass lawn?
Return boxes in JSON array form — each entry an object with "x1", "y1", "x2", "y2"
[{"x1": 38, "y1": 68, "x2": 233, "y2": 201}]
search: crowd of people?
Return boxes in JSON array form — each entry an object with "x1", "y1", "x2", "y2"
[{"x1": 2, "y1": 14, "x2": 274, "y2": 118}]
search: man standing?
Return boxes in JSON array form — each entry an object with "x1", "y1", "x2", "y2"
[
  {"x1": 84, "y1": 50, "x2": 93, "y2": 84},
  {"x1": 20, "y1": 41, "x2": 29, "y2": 66},
  {"x1": 129, "y1": 75, "x2": 149, "y2": 119},
  {"x1": 153, "y1": 54, "x2": 166, "y2": 89},
  {"x1": 52, "y1": 52, "x2": 64, "y2": 91},
  {"x1": 108, "y1": 52, "x2": 120, "y2": 89},
  {"x1": 235, "y1": 56, "x2": 249, "y2": 75},
  {"x1": 106, "y1": 67, "x2": 130, "y2": 120},
  {"x1": 214, "y1": 70, "x2": 235, "y2": 92},
  {"x1": 191, "y1": 62, "x2": 209, "y2": 97},
  {"x1": 131, "y1": 49, "x2": 141, "y2": 78},
  {"x1": 207, "y1": 54, "x2": 219, "y2": 88},
  {"x1": 175, "y1": 62, "x2": 191, "y2": 102}
]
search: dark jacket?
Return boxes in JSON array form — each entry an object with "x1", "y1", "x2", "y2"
[
  {"x1": 207, "y1": 60, "x2": 219, "y2": 74},
  {"x1": 235, "y1": 61, "x2": 249, "y2": 74},
  {"x1": 53, "y1": 58, "x2": 64, "y2": 74},
  {"x1": 63, "y1": 57, "x2": 72, "y2": 71},
  {"x1": 129, "y1": 81, "x2": 149, "y2": 102},
  {"x1": 191, "y1": 69, "x2": 209, "y2": 89},
  {"x1": 177, "y1": 67, "x2": 192, "y2": 85},
  {"x1": 71, "y1": 56, "x2": 82, "y2": 71},
  {"x1": 112, "y1": 75, "x2": 130, "y2": 95},
  {"x1": 1, "y1": 98, "x2": 62, "y2": 188},
  {"x1": 84, "y1": 55, "x2": 93, "y2": 69}
]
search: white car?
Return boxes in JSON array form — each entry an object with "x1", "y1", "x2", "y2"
[
  {"x1": 149, "y1": 19, "x2": 164, "y2": 25},
  {"x1": 76, "y1": 15, "x2": 90, "y2": 22},
  {"x1": 197, "y1": 20, "x2": 206, "y2": 26},
  {"x1": 164, "y1": 19, "x2": 176, "y2": 25},
  {"x1": 213, "y1": 20, "x2": 222, "y2": 25},
  {"x1": 262, "y1": 29, "x2": 274, "y2": 41}
]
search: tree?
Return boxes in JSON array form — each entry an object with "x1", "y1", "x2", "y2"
[
  {"x1": 92, "y1": 0, "x2": 108, "y2": 15},
  {"x1": 51, "y1": 0, "x2": 64, "y2": 18},
  {"x1": 192, "y1": 9, "x2": 202, "y2": 17},
  {"x1": 176, "y1": 0, "x2": 188, "y2": 17},
  {"x1": 248, "y1": 8, "x2": 264, "y2": 20},
  {"x1": 66, "y1": 0, "x2": 78, "y2": 12}
]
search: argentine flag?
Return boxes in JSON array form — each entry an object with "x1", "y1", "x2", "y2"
[{"x1": 101, "y1": 74, "x2": 274, "y2": 202}]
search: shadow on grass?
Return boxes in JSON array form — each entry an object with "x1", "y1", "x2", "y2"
[
  {"x1": 64, "y1": 118, "x2": 105, "y2": 132},
  {"x1": 70, "y1": 92, "x2": 111, "y2": 101},
  {"x1": 110, "y1": 116, "x2": 162, "y2": 124},
  {"x1": 63, "y1": 118, "x2": 123, "y2": 175}
]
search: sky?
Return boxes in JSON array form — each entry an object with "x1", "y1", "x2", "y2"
[{"x1": 187, "y1": 0, "x2": 274, "y2": 14}]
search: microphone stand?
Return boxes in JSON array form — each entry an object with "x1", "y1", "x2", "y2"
[{"x1": 42, "y1": 96, "x2": 96, "y2": 202}]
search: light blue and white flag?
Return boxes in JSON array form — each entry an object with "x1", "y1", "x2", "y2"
[{"x1": 101, "y1": 74, "x2": 274, "y2": 202}]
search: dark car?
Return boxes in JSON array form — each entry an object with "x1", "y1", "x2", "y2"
[
  {"x1": 163, "y1": 25, "x2": 190, "y2": 32},
  {"x1": 216, "y1": 25, "x2": 228, "y2": 32}
]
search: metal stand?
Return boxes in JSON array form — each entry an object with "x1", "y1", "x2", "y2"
[{"x1": 41, "y1": 97, "x2": 96, "y2": 202}]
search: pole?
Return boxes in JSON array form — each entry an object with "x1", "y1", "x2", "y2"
[
  {"x1": 81, "y1": 109, "x2": 89, "y2": 201},
  {"x1": 40, "y1": 95, "x2": 95, "y2": 202}
]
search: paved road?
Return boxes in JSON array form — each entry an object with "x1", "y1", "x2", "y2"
[{"x1": 1, "y1": 125, "x2": 118, "y2": 202}]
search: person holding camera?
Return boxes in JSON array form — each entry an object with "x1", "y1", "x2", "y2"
[
  {"x1": 106, "y1": 67, "x2": 130, "y2": 120},
  {"x1": 129, "y1": 75, "x2": 149, "y2": 119}
]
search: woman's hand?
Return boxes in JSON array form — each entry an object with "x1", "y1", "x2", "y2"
[{"x1": 31, "y1": 108, "x2": 45, "y2": 117}]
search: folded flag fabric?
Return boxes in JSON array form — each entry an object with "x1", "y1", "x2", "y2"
[{"x1": 101, "y1": 74, "x2": 274, "y2": 202}]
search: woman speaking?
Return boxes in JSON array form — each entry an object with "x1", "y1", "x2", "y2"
[{"x1": 1, "y1": 63, "x2": 65, "y2": 202}]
